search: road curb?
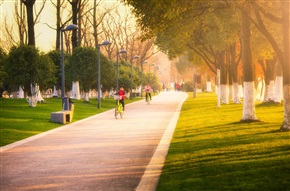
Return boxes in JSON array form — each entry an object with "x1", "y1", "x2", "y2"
[{"x1": 135, "y1": 92, "x2": 188, "y2": 191}]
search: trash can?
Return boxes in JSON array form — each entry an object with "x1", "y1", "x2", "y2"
[
  {"x1": 62, "y1": 97, "x2": 69, "y2": 110},
  {"x1": 69, "y1": 98, "x2": 74, "y2": 122}
]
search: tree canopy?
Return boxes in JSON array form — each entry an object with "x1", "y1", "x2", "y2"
[{"x1": 5, "y1": 45, "x2": 56, "y2": 96}]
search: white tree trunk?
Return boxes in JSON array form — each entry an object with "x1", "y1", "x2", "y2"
[
  {"x1": 255, "y1": 78, "x2": 264, "y2": 102},
  {"x1": 52, "y1": 86, "x2": 58, "y2": 97},
  {"x1": 229, "y1": 85, "x2": 234, "y2": 102},
  {"x1": 206, "y1": 81, "x2": 212, "y2": 92},
  {"x1": 36, "y1": 85, "x2": 44, "y2": 102},
  {"x1": 215, "y1": 85, "x2": 218, "y2": 95},
  {"x1": 274, "y1": 76, "x2": 283, "y2": 103},
  {"x1": 264, "y1": 80, "x2": 275, "y2": 102},
  {"x1": 233, "y1": 83, "x2": 241, "y2": 104},
  {"x1": 242, "y1": 82, "x2": 257, "y2": 120},
  {"x1": 84, "y1": 92, "x2": 90, "y2": 102},
  {"x1": 239, "y1": 85, "x2": 244, "y2": 99},
  {"x1": 263, "y1": 84, "x2": 269, "y2": 102},
  {"x1": 281, "y1": 85, "x2": 290, "y2": 131},
  {"x1": 27, "y1": 83, "x2": 38, "y2": 107},
  {"x1": 18, "y1": 86, "x2": 24, "y2": 98},
  {"x1": 72, "y1": 81, "x2": 81, "y2": 100},
  {"x1": 220, "y1": 84, "x2": 229, "y2": 104}
]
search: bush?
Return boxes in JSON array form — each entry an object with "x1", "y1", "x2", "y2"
[{"x1": 183, "y1": 81, "x2": 193, "y2": 92}]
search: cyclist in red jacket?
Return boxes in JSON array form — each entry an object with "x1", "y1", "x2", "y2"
[{"x1": 116, "y1": 86, "x2": 126, "y2": 110}]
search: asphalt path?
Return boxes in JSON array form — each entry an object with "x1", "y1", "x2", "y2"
[{"x1": 0, "y1": 91, "x2": 188, "y2": 191}]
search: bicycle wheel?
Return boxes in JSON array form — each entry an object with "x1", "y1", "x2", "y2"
[
  {"x1": 115, "y1": 106, "x2": 118, "y2": 119},
  {"x1": 146, "y1": 93, "x2": 150, "y2": 105},
  {"x1": 147, "y1": 99, "x2": 150, "y2": 105}
]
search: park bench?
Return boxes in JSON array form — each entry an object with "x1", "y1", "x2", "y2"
[{"x1": 50, "y1": 103, "x2": 74, "y2": 124}]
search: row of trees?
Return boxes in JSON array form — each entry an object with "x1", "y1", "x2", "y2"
[
  {"x1": 123, "y1": 0, "x2": 290, "y2": 131},
  {"x1": 0, "y1": 0, "x2": 161, "y2": 106},
  {"x1": 0, "y1": 45, "x2": 159, "y2": 105}
]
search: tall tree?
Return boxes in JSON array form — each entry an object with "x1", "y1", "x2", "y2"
[
  {"x1": 240, "y1": 3, "x2": 257, "y2": 121},
  {"x1": 5, "y1": 45, "x2": 56, "y2": 107},
  {"x1": 250, "y1": 0, "x2": 290, "y2": 130}
]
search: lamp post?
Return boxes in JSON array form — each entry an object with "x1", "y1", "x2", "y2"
[
  {"x1": 60, "y1": 24, "x2": 78, "y2": 110},
  {"x1": 116, "y1": 49, "x2": 127, "y2": 91},
  {"x1": 97, "y1": 40, "x2": 111, "y2": 109},
  {"x1": 130, "y1": 55, "x2": 139, "y2": 99},
  {"x1": 140, "y1": 60, "x2": 148, "y2": 98},
  {"x1": 154, "y1": 66, "x2": 159, "y2": 92},
  {"x1": 148, "y1": 63, "x2": 155, "y2": 84}
]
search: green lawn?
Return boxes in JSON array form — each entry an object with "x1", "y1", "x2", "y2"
[
  {"x1": 157, "y1": 92, "x2": 290, "y2": 191},
  {"x1": 0, "y1": 97, "x2": 138, "y2": 146}
]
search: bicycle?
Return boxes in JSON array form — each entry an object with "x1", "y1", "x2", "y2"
[
  {"x1": 145, "y1": 91, "x2": 152, "y2": 105},
  {"x1": 114, "y1": 95, "x2": 124, "y2": 119}
]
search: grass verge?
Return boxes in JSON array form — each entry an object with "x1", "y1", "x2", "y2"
[
  {"x1": 0, "y1": 97, "x2": 139, "y2": 146},
  {"x1": 157, "y1": 92, "x2": 290, "y2": 191}
]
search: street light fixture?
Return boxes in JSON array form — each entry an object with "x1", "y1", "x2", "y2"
[
  {"x1": 116, "y1": 49, "x2": 127, "y2": 91},
  {"x1": 60, "y1": 24, "x2": 78, "y2": 110},
  {"x1": 97, "y1": 40, "x2": 111, "y2": 109},
  {"x1": 130, "y1": 55, "x2": 139, "y2": 99}
]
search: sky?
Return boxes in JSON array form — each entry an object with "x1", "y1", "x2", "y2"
[{"x1": 0, "y1": 0, "x2": 121, "y2": 52}]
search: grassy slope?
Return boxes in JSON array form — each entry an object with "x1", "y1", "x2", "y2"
[
  {"x1": 0, "y1": 97, "x2": 134, "y2": 146},
  {"x1": 157, "y1": 92, "x2": 290, "y2": 191}
]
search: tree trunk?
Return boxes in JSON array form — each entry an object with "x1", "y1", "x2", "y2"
[
  {"x1": 274, "y1": 63, "x2": 283, "y2": 103},
  {"x1": 77, "y1": 0, "x2": 82, "y2": 47},
  {"x1": 233, "y1": 82, "x2": 241, "y2": 104},
  {"x1": 72, "y1": 81, "x2": 81, "y2": 100},
  {"x1": 52, "y1": 85, "x2": 59, "y2": 97},
  {"x1": 206, "y1": 81, "x2": 212, "y2": 92},
  {"x1": 256, "y1": 77, "x2": 264, "y2": 102},
  {"x1": 262, "y1": 59, "x2": 277, "y2": 102},
  {"x1": 18, "y1": 86, "x2": 24, "y2": 98},
  {"x1": 280, "y1": 0, "x2": 290, "y2": 131},
  {"x1": 84, "y1": 92, "x2": 89, "y2": 102},
  {"x1": 220, "y1": 85, "x2": 229, "y2": 104},
  {"x1": 93, "y1": 0, "x2": 99, "y2": 48},
  {"x1": 22, "y1": 0, "x2": 35, "y2": 46},
  {"x1": 241, "y1": 5, "x2": 257, "y2": 121},
  {"x1": 239, "y1": 84, "x2": 244, "y2": 99},
  {"x1": 71, "y1": 0, "x2": 78, "y2": 49},
  {"x1": 218, "y1": 51, "x2": 229, "y2": 104},
  {"x1": 264, "y1": 80, "x2": 275, "y2": 102},
  {"x1": 16, "y1": 1, "x2": 26, "y2": 45},
  {"x1": 36, "y1": 85, "x2": 44, "y2": 102},
  {"x1": 230, "y1": 43, "x2": 241, "y2": 104},
  {"x1": 56, "y1": 0, "x2": 61, "y2": 50},
  {"x1": 27, "y1": 83, "x2": 37, "y2": 107}
]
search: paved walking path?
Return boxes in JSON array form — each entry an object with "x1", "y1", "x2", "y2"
[{"x1": 0, "y1": 91, "x2": 188, "y2": 191}]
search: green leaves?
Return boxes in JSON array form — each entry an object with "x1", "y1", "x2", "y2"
[
  {"x1": 68, "y1": 47, "x2": 99, "y2": 92},
  {"x1": 67, "y1": 47, "x2": 115, "y2": 92},
  {"x1": 5, "y1": 45, "x2": 56, "y2": 96}
]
